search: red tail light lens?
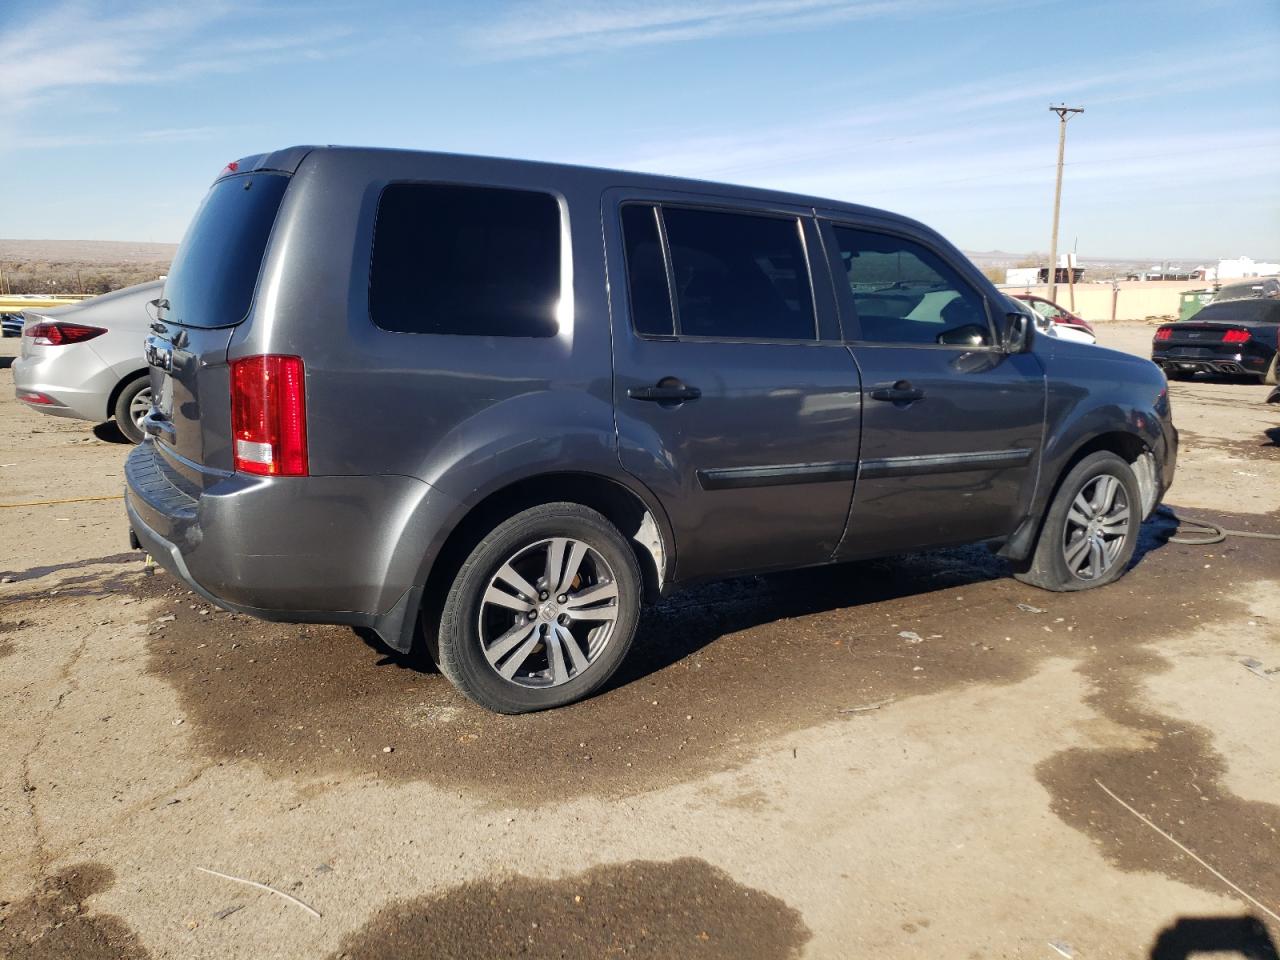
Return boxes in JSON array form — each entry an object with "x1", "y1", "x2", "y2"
[
  {"x1": 1222, "y1": 329, "x2": 1251, "y2": 344},
  {"x1": 230, "y1": 355, "x2": 308, "y2": 476},
  {"x1": 25, "y1": 322, "x2": 106, "y2": 345},
  {"x1": 1154, "y1": 327, "x2": 1173, "y2": 341}
]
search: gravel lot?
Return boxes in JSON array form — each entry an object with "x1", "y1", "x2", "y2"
[{"x1": 1, "y1": 323, "x2": 1277, "y2": 959}]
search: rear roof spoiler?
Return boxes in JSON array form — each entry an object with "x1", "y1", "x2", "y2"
[{"x1": 214, "y1": 145, "x2": 317, "y2": 182}]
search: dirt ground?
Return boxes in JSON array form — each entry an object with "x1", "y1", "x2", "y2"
[{"x1": 2, "y1": 323, "x2": 1277, "y2": 959}]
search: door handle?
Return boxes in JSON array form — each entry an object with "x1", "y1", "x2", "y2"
[
  {"x1": 628, "y1": 380, "x2": 702, "y2": 404},
  {"x1": 870, "y1": 381, "x2": 925, "y2": 403}
]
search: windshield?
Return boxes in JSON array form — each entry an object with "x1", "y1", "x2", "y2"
[{"x1": 162, "y1": 172, "x2": 289, "y2": 328}]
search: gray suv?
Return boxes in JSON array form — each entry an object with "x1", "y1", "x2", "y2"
[{"x1": 125, "y1": 147, "x2": 1177, "y2": 713}]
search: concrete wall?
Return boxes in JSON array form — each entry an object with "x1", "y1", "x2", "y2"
[{"x1": 1003, "y1": 280, "x2": 1203, "y2": 322}]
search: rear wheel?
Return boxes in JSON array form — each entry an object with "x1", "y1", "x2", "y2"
[
  {"x1": 437, "y1": 502, "x2": 641, "y2": 713},
  {"x1": 1015, "y1": 451, "x2": 1142, "y2": 592},
  {"x1": 113, "y1": 375, "x2": 151, "y2": 444}
]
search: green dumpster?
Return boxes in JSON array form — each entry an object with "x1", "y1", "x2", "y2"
[{"x1": 1179, "y1": 288, "x2": 1215, "y2": 321}]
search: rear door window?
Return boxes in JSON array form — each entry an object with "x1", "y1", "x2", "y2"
[
  {"x1": 661, "y1": 207, "x2": 816, "y2": 341},
  {"x1": 832, "y1": 227, "x2": 991, "y2": 346},
  {"x1": 163, "y1": 173, "x2": 289, "y2": 328},
  {"x1": 620, "y1": 204, "x2": 675, "y2": 337},
  {"x1": 370, "y1": 183, "x2": 562, "y2": 338}
]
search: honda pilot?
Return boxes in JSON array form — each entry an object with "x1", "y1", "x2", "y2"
[{"x1": 125, "y1": 146, "x2": 1177, "y2": 713}]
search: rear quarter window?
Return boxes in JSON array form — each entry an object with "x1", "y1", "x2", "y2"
[
  {"x1": 164, "y1": 173, "x2": 289, "y2": 328},
  {"x1": 369, "y1": 183, "x2": 562, "y2": 338}
]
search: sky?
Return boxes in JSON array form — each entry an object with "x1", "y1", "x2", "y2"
[{"x1": 0, "y1": 0, "x2": 1277, "y2": 260}]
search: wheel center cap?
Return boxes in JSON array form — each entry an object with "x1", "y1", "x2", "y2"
[{"x1": 539, "y1": 600, "x2": 560, "y2": 621}]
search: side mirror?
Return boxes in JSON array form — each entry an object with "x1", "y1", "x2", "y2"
[{"x1": 1001, "y1": 312, "x2": 1033, "y2": 353}]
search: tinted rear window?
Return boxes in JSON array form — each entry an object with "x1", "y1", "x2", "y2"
[
  {"x1": 369, "y1": 183, "x2": 561, "y2": 338},
  {"x1": 1197, "y1": 299, "x2": 1280, "y2": 324},
  {"x1": 661, "y1": 207, "x2": 815, "y2": 341},
  {"x1": 620, "y1": 203, "x2": 675, "y2": 337},
  {"x1": 163, "y1": 173, "x2": 288, "y2": 328}
]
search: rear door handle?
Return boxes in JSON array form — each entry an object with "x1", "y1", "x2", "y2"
[
  {"x1": 870, "y1": 381, "x2": 925, "y2": 403},
  {"x1": 628, "y1": 381, "x2": 702, "y2": 404}
]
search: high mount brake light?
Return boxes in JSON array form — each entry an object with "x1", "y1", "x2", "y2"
[
  {"x1": 1221, "y1": 329, "x2": 1251, "y2": 344},
  {"x1": 230, "y1": 355, "x2": 308, "y2": 477},
  {"x1": 1154, "y1": 327, "x2": 1173, "y2": 341},
  {"x1": 24, "y1": 322, "x2": 106, "y2": 346}
]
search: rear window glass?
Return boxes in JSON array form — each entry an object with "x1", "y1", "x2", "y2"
[
  {"x1": 662, "y1": 207, "x2": 815, "y2": 341},
  {"x1": 620, "y1": 204, "x2": 675, "y2": 337},
  {"x1": 163, "y1": 173, "x2": 288, "y2": 328},
  {"x1": 1196, "y1": 299, "x2": 1280, "y2": 324},
  {"x1": 369, "y1": 183, "x2": 561, "y2": 337}
]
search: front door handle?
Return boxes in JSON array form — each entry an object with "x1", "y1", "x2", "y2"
[
  {"x1": 870, "y1": 381, "x2": 925, "y2": 404},
  {"x1": 628, "y1": 380, "x2": 702, "y2": 404}
]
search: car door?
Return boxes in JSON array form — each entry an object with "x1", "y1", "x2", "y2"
[
  {"x1": 820, "y1": 219, "x2": 1045, "y2": 558},
  {"x1": 604, "y1": 192, "x2": 861, "y2": 582}
]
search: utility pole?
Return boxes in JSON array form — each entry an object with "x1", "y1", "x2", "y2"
[{"x1": 1047, "y1": 104, "x2": 1083, "y2": 303}]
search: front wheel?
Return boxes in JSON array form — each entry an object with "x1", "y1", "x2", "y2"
[
  {"x1": 113, "y1": 375, "x2": 151, "y2": 444},
  {"x1": 1015, "y1": 451, "x2": 1142, "y2": 592},
  {"x1": 437, "y1": 503, "x2": 642, "y2": 713}
]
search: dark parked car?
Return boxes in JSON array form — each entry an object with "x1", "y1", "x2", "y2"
[
  {"x1": 1214, "y1": 277, "x2": 1280, "y2": 303},
  {"x1": 1152, "y1": 299, "x2": 1280, "y2": 383},
  {"x1": 126, "y1": 147, "x2": 1177, "y2": 713}
]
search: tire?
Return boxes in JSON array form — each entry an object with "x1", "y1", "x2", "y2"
[
  {"x1": 1264, "y1": 354, "x2": 1279, "y2": 386},
  {"x1": 1164, "y1": 368, "x2": 1194, "y2": 382},
  {"x1": 113, "y1": 375, "x2": 151, "y2": 444},
  {"x1": 437, "y1": 502, "x2": 642, "y2": 713},
  {"x1": 1015, "y1": 451, "x2": 1142, "y2": 592}
]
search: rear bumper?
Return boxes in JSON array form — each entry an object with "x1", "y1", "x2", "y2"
[
  {"x1": 1152, "y1": 346, "x2": 1271, "y2": 377},
  {"x1": 12, "y1": 349, "x2": 114, "y2": 421},
  {"x1": 124, "y1": 440, "x2": 457, "y2": 652}
]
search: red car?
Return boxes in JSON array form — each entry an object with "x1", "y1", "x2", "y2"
[{"x1": 1013, "y1": 294, "x2": 1095, "y2": 336}]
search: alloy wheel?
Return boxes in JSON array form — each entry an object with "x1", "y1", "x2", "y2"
[
  {"x1": 477, "y1": 537, "x2": 620, "y2": 688},
  {"x1": 1062, "y1": 473, "x2": 1130, "y2": 581},
  {"x1": 130, "y1": 387, "x2": 152, "y2": 430}
]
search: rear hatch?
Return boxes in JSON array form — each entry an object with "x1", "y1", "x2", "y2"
[{"x1": 146, "y1": 166, "x2": 291, "y2": 481}]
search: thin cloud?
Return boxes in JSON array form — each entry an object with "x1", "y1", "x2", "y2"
[
  {"x1": 0, "y1": 1, "x2": 361, "y2": 147},
  {"x1": 15, "y1": 126, "x2": 230, "y2": 151},
  {"x1": 465, "y1": 0, "x2": 1017, "y2": 59}
]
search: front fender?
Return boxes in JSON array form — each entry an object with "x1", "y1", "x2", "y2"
[{"x1": 1034, "y1": 342, "x2": 1173, "y2": 519}]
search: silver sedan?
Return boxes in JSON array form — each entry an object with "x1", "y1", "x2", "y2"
[{"x1": 12, "y1": 280, "x2": 161, "y2": 443}]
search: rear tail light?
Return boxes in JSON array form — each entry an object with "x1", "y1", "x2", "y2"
[
  {"x1": 1222, "y1": 329, "x2": 1251, "y2": 344},
  {"x1": 1154, "y1": 327, "x2": 1173, "y2": 341},
  {"x1": 17, "y1": 390, "x2": 56, "y2": 405},
  {"x1": 25, "y1": 321, "x2": 106, "y2": 345},
  {"x1": 230, "y1": 355, "x2": 308, "y2": 476}
]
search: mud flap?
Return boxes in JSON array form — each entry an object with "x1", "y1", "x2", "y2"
[{"x1": 371, "y1": 584, "x2": 424, "y2": 654}]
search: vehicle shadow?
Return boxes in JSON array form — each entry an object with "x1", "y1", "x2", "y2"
[
  {"x1": 92, "y1": 421, "x2": 131, "y2": 444},
  {"x1": 0, "y1": 552, "x2": 137, "y2": 585},
  {"x1": 369, "y1": 517, "x2": 1175, "y2": 688},
  {"x1": 1264, "y1": 427, "x2": 1280, "y2": 448},
  {"x1": 1148, "y1": 915, "x2": 1278, "y2": 959}
]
